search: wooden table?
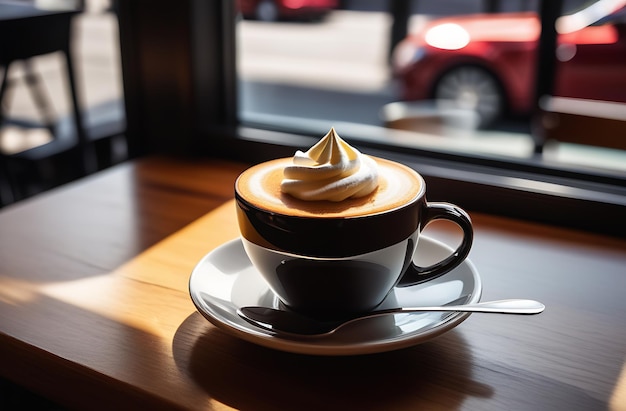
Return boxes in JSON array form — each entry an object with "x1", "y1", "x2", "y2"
[{"x1": 1, "y1": 156, "x2": 625, "y2": 410}]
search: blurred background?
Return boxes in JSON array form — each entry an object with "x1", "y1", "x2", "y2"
[{"x1": 1, "y1": 0, "x2": 625, "y2": 205}]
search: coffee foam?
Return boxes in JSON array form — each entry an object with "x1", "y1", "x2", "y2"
[{"x1": 236, "y1": 157, "x2": 423, "y2": 218}]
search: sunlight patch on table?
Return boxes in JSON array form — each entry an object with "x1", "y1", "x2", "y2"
[
  {"x1": 0, "y1": 276, "x2": 39, "y2": 305},
  {"x1": 40, "y1": 273, "x2": 193, "y2": 341},
  {"x1": 611, "y1": 360, "x2": 626, "y2": 411}
]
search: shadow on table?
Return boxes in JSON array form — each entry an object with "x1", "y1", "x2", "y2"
[{"x1": 173, "y1": 312, "x2": 492, "y2": 410}]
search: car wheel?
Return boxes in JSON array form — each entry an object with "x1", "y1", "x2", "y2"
[
  {"x1": 256, "y1": 1, "x2": 279, "y2": 22},
  {"x1": 434, "y1": 66, "x2": 504, "y2": 127}
]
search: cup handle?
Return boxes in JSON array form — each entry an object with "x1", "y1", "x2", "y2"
[{"x1": 397, "y1": 202, "x2": 473, "y2": 287}]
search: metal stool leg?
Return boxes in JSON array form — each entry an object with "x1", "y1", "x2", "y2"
[
  {"x1": 23, "y1": 60, "x2": 57, "y2": 132},
  {"x1": 63, "y1": 48, "x2": 97, "y2": 175},
  {"x1": 0, "y1": 64, "x2": 10, "y2": 125}
]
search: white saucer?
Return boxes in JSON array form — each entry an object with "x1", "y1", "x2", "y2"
[{"x1": 189, "y1": 237, "x2": 482, "y2": 356}]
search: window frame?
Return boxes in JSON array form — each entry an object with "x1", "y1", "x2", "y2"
[{"x1": 115, "y1": 0, "x2": 625, "y2": 238}]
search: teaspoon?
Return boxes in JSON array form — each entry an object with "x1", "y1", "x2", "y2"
[{"x1": 238, "y1": 299, "x2": 545, "y2": 337}]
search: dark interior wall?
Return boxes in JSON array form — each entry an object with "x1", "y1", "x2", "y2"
[{"x1": 115, "y1": 0, "x2": 236, "y2": 158}]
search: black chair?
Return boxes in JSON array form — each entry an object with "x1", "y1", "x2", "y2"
[{"x1": 0, "y1": 1, "x2": 95, "y2": 204}]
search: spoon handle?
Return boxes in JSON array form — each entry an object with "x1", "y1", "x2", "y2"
[
  {"x1": 398, "y1": 299, "x2": 545, "y2": 315},
  {"x1": 238, "y1": 299, "x2": 545, "y2": 337}
]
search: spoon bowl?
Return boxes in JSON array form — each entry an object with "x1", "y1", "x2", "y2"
[{"x1": 238, "y1": 299, "x2": 545, "y2": 337}]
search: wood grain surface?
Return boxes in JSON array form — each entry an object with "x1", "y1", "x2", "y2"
[{"x1": 1, "y1": 156, "x2": 625, "y2": 410}]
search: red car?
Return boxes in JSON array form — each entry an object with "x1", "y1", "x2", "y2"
[
  {"x1": 392, "y1": 1, "x2": 626, "y2": 126},
  {"x1": 239, "y1": 0, "x2": 338, "y2": 22}
]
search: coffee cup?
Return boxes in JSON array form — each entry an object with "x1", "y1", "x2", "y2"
[{"x1": 235, "y1": 157, "x2": 473, "y2": 321}]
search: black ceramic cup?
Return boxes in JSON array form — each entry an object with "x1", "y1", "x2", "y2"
[{"x1": 235, "y1": 157, "x2": 473, "y2": 320}]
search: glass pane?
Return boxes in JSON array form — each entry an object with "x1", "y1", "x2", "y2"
[
  {"x1": 237, "y1": 0, "x2": 626, "y2": 175},
  {"x1": 541, "y1": 0, "x2": 626, "y2": 172}
]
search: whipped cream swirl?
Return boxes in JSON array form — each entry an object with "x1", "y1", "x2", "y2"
[{"x1": 280, "y1": 128, "x2": 379, "y2": 201}]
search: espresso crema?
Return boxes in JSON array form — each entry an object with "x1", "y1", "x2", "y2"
[{"x1": 236, "y1": 157, "x2": 423, "y2": 218}]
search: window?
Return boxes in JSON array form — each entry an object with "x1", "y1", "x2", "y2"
[
  {"x1": 238, "y1": 0, "x2": 626, "y2": 172},
  {"x1": 116, "y1": 0, "x2": 626, "y2": 237}
]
